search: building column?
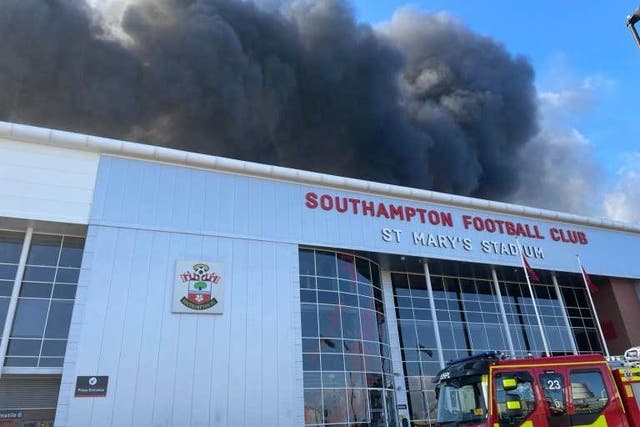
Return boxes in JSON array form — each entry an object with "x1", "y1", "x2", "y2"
[
  {"x1": 491, "y1": 267, "x2": 515, "y2": 356},
  {"x1": 423, "y1": 260, "x2": 445, "y2": 369},
  {"x1": 380, "y1": 270, "x2": 410, "y2": 424},
  {"x1": 0, "y1": 226, "x2": 33, "y2": 378}
]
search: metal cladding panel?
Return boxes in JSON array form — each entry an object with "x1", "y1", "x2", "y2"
[
  {"x1": 91, "y1": 156, "x2": 640, "y2": 278},
  {"x1": 57, "y1": 226, "x2": 302, "y2": 427},
  {"x1": 0, "y1": 139, "x2": 99, "y2": 224}
]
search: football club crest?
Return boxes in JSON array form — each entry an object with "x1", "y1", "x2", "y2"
[{"x1": 172, "y1": 261, "x2": 224, "y2": 314}]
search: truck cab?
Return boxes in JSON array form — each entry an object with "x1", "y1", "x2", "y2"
[{"x1": 435, "y1": 352, "x2": 638, "y2": 427}]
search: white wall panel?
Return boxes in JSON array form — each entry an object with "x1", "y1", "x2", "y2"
[
  {"x1": 0, "y1": 139, "x2": 98, "y2": 224},
  {"x1": 91, "y1": 156, "x2": 640, "y2": 279},
  {"x1": 57, "y1": 226, "x2": 302, "y2": 427}
]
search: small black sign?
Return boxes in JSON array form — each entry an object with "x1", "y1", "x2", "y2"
[
  {"x1": 75, "y1": 376, "x2": 109, "y2": 397},
  {"x1": 397, "y1": 404, "x2": 408, "y2": 410},
  {"x1": 0, "y1": 410, "x2": 23, "y2": 420}
]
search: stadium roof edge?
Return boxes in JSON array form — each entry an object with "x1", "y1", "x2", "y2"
[{"x1": 2, "y1": 120, "x2": 638, "y2": 234}]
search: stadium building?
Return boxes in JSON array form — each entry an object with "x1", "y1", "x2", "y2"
[{"x1": 0, "y1": 121, "x2": 639, "y2": 426}]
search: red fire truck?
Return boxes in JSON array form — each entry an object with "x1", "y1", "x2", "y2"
[{"x1": 434, "y1": 348, "x2": 640, "y2": 427}]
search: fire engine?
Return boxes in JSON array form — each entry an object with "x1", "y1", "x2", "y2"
[{"x1": 433, "y1": 347, "x2": 640, "y2": 427}]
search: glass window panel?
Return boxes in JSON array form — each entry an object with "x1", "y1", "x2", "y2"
[
  {"x1": 302, "y1": 338, "x2": 319, "y2": 353},
  {"x1": 340, "y1": 306, "x2": 361, "y2": 340},
  {"x1": 562, "y1": 288, "x2": 578, "y2": 307},
  {"x1": 0, "y1": 297, "x2": 9, "y2": 333},
  {"x1": 344, "y1": 354, "x2": 364, "y2": 371},
  {"x1": 422, "y1": 362, "x2": 441, "y2": 376},
  {"x1": 438, "y1": 322, "x2": 454, "y2": 348},
  {"x1": 317, "y1": 291, "x2": 338, "y2": 305},
  {"x1": 19, "y1": 282, "x2": 53, "y2": 298},
  {"x1": 338, "y1": 279, "x2": 357, "y2": 294},
  {"x1": 315, "y1": 251, "x2": 336, "y2": 277},
  {"x1": 366, "y1": 373, "x2": 383, "y2": 387},
  {"x1": 59, "y1": 237, "x2": 85, "y2": 268},
  {"x1": 482, "y1": 313, "x2": 500, "y2": 324},
  {"x1": 7, "y1": 339, "x2": 41, "y2": 356},
  {"x1": 348, "y1": 389, "x2": 368, "y2": 422},
  {"x1": 396, "y1": 308, "x2": 413, "y2": 318},
  {"x1": 304, "y1": 390, "x2": 324, "y2": 424},
  {"x1": 355, "y1": 257, "x2": 371, "y2": 283},
  {"x1": 416, "y1": 321, "x2": 436, "y2": 349},
  {"x1": 301, "y1": 304, "x2": 318, "y2": 338},
  {"x1": 360, "y1": 310, "x2": 379, "y2": 342},
  {"x1": 41, "y1": 339, "x2": 67, "y2": 357},
  {"x1": 409, "y1": 391, "x2": 427, "y2": 420},
  {"x1": 364, "y1": 355, "x2": 382, "y2": 372},
  {"x1": 398, "y1": 320, "x2": 417, "y2": 348},
  {"x1": 0, "y1": 232, "x2": 24, "y2": 264},
  {"x1": 304, "y1": 389, "x2": 323, "y2": 424},
  {"x1": 362, "y1": 341, "x2": 380, "y2": 356},
  {"x1": 0, "y1": 264, "x2": 18, "y2": 280},
  {"x1": 22, "y1": 266, "x2": 56, "y2": 282},
  {"x1": 317, "y1": 277, "x2": 338, "y2": 291},
  {"x1": 27, "y1": 235, "x2": 61, "y2": 266},
  {"x1": 337, "y1": 254, "x2": 356, "y2": 281},
  {"x1": 466, "y1": 312, "x2": 483, "y2": 322},
  {"x1": 410, "y1": 275, "x2": 427, "y2": 291},
  {"x1": 323, "y1": 389, "x2": 348, "y2": 424},
  {"x1": 303, "y1": 353, "x2": 320, "y2": 371},
  {"x1": 55, "y1": 268, "x2": 80, "y2": 284},
  {"x1": 300, "y1": 289, "x2": 316, "y2": 303},
  {"x1": 304, "y1": 371, "x2": 322, "y2": 388},
  {"x1": 359, "y1": 295, "x2": 375, "y2": 310},
  {"x1": 391, "y1": 272, "x2": 408, "y2": 288},
  {"x1": 4, "y1": 357, "x2": 38, "y2": 367},
  {"x1": 45, "y1": 300, "x2": 74, "y2": 338},
  {"x1": 343, "y1": 340, "x2": 363, "y2": 354},
  {"x1": 321, "y1": 338, "x2": 341, "y2": 353},
  {"x1": 299, "y1": 250, "x2": 315, "y2": 276},
  {"x1": 357, "y1": 283, "x2": 374, "y2": 298},
  {"x1": 323, "y1": 371, "x2": 346, "y2": 388},
  {"x1": 0, "y1": 280, "x2": 12, "y2": 297},
  {"x1": 321, "y1": 353, "x2": 345, "y2": 371},
  {"x1": 371, "y1": 263, "x2": 381, "y2": 288},
  {"x1": 570, "y1": 370, "x2": 608, "y2": 414},
  {"x1": 346, "y1": 371, "x2": 365, "y2": 388},
  {"x1": 318, "y1": 305, "x2": 342, "y2": 338},
  {"x1": 413, "y1": 308, "x2": 431, "y2": 321},
  {"x1": 38, "y1": 357, "x2": 64, "y2": 367},
  {"x1": 452, "y1": 323, "x2": 468, "y2": 349},
  {"x1": 11, "y1": 299, "x2": 49, "y2": 338},
  {"x1": 410, "y1": 297, "x2": 427, "y2": 309},
  {"x1": 339, "y1": 292, "x2": 358, "y2": 307},
  {"x1": 300, "y1": 276, "x2": 315, "y2": 289}
]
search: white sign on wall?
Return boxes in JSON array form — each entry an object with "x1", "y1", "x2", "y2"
[{"x1": 172, "y1": 261, "x2": 224, "y2": 314}]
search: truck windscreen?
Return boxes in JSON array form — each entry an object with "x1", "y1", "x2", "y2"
[{"x1": 436, "y1": 375, "x2": 487, "y2": 425}]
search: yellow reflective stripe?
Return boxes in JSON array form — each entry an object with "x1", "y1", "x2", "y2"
[
  {"x1": 506, "y1": 400, "x2": 521, "y2": 410},
  {"x1": 574, "y1": 414, "x2": 608, "y2": 427},
  {"x1": 521, "y1": 421, "x2": 533, "y2": 427},
  {"x1": 618, "y1": 367, "x2": 640, "y2": 382},
  {"x1": 625, "y1": 384, "x2": 634, "y2": 397}
]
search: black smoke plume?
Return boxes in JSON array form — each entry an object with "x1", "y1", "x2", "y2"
[{"x1": 0, "y1": 0, "x2": 539, "y2": 200}]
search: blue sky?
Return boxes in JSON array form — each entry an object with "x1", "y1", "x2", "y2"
[{"x1": 351, "y1": 1, "x2": 640, "y2": 221}]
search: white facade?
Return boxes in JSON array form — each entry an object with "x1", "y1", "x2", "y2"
[{"x1": 1, "y1": 121, "x2": 639, "y2": 427}]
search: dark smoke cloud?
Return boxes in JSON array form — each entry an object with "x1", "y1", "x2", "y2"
[{"x1": 0, "y1": 0, "x2": 539, "y2": 201}]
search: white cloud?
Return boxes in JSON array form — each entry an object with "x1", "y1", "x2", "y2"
[{"x1": 604, "y1": 153, "x2": 640, "y2": 223}]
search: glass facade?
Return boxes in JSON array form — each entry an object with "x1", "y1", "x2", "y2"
[
  {"x1": 0, "y1": 231, "x2": 85, "y2": 368},
  {"x1": 0, "y1": 231, "x2": 25, "y2": 337},
  {"x1": 391, "y1": 260, "x2": 602, "y2": 426},
  {"x1": 299, "y1": 248, "x2": 396, "y2": 426}
]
